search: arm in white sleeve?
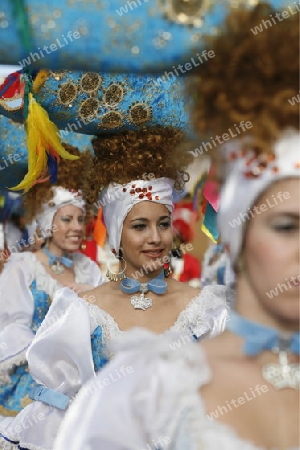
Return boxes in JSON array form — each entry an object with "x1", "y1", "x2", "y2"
[
  {"x1": 0, "y1": 258, "x2": 35, "y2": 384},
  {"x1": 54, "y1": 328, "x2": 209, "y2": 450}
]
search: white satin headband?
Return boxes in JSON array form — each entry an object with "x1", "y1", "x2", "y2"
[
  {"x1": 36, "y1": 186, "x2": 86, "y2": 232},
  {"x1": 218, "y1": 130, "x2": 300, "y2": 265},
  {"x1": 100, "y1": 177, "x2": 174, "y2": 254}
]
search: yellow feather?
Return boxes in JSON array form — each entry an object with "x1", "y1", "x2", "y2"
[
  {"x1": 30, "y1": 99, "x2": 79, "y2": 161},
  {"x1": 32, "y1": 69, "x2": 50, "y2": 94},
  {"x1": 10, "y1": 93, "x2": 79, "y2": 192}
]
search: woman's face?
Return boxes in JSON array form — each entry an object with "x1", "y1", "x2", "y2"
[
  {"x1": 242, "y1": 178, "x2": 299, "y2": 323},
  {"x1": 121, "y1": 201, "x2": 173, "y2": 278},
  {"x1": 50, "y1": 205, "x2": 86, "y2": 252}
]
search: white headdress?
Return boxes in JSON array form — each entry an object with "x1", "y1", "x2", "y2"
[
  {"x1": 100, "y1": 177, "x2": 174, "y2": 254},
  {"x1": 36, "y1": 186, "x2": 86, "y2": 233},
  {"x1": 218, "y1": 130, "x2": 300, "y2": 265}
]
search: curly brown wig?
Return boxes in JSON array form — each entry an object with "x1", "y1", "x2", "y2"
[
  {"x1": 189, "y1": 2, "x2": 299, "y2": 160},
  {"x1": 24, "y1": 144, "x2": 93, "y2": 222},
  {"x1": 84, "y1": 126, "x2": 193, "y2": 204}
]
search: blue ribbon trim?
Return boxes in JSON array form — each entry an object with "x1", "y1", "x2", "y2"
[
  {"x1": 29, "y1": 384, "x2": 70, "y2": 410},
  {"x1": 226, "y1": 311, "x2": 300, "y2": 356},
  {"x1": 42, "y1": 247, "x2": 73, "y2": 268},
  {"x1": 120, "y1": 270, "x2": 167, "y2": 295}
]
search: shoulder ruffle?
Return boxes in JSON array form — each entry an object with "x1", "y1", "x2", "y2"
[
  {"x1": 72, "y1": 252, "x2": 103, "y2": 286},
  {"x1": 171, "y1": 284, "x2": 229, "y2": 339}
]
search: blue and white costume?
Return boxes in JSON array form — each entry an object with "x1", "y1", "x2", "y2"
[{"x1": 0, "y1": 251, "x2": 102, "y2": 422}]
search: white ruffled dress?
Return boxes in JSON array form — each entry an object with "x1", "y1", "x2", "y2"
[
  {"x1": 53, "y1": 329, "x2": 299, "y2": 450},
  {"x1": 0, "y1": 252, "x2": 102, "y2": 422},
  {"x1": 0, "y1": 284, "x2": 228, "y2": 450}
]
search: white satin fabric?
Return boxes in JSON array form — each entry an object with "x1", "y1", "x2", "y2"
[
  {"x1": 0, "y1": 291, "x2": 97, "y2": 450},
  {"x1": 53, "y1": 329, "x2": 299, "y2": 450},
  {"x1": 0, "y1": 252, "x2": 102, "y2": 392},
  {"x1": 0, "y1": 284, "x2": 228, "y2": 450}
]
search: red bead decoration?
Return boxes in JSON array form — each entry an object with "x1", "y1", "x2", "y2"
[
  {"x1": 148, "y1": 186, "x2": 152, "y2": 190},
  {"x1": 123, "y1": 187, "x2": 127, "y2": 192},
  {"x1": 155, "y1": 195, "x2": 159, "y2": 200},
  {"x1": 139, "y1": 193, "x2": 144, "y2": 199},
  {"x1": 130, "y1": 189, "x2": 135, "y2": 195}
]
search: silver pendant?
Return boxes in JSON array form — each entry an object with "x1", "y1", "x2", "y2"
[
  {"x1": 50, "y1": 262, "x2": 64, "y2": 275},
  {"x1": 262, "y1": 351, "x2": 300, "y2": 390},
  {"x1": 130, "y1": 293, "x2": 152, "y2": 310},
  {"x1": 130, "y1": 282, "x2": 152, "y2": 310},
  {"x1": 129, "y1": 283, "x2": 153, "y2": 310}
]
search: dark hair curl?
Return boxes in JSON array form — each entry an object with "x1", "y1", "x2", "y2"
[
  {"x1": 189, "y1": 2, "x2": 299, "y2": 162},
  {"x1": 84, "y1": 126, "x2": 193, "y2": 204}
]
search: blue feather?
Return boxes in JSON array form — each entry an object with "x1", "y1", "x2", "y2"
[{"x1": 46, "y1": 153, "x2": 58, "y2": 183}]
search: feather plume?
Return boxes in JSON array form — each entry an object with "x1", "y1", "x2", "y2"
[{"x1": 10, "y1": 93, "x2": 78, "y2": 191}]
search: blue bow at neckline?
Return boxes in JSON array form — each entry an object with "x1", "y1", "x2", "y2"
[
  {"x1": 42, "y1": 247, "x2": 73, "y2": 268},
  {"x1": 226, "y1": 311, "x2": 300, "y2": 356},
  {"x1": 120, "y1": 270, "x2": 167, "y2": 295}
]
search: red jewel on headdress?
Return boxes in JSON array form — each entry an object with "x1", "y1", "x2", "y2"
[
  {"x1": 142, "y1": 187, "x2": 147, "y2": 192},
  {"x1": 146, "y1": 192, "x2": 152, "y2": 198},
  {"x1": 123, "y1": 187, "x2": 127, "y2": 192},
  {"x1": 148, "y1": 186, "x2": 152, "y2": 190},
  {"x1": 155, "y1": 195, "x2": 160, "y2": 200},
  {"x1": 139, "y1": 193, "x2": 144, "y2": 199},
  {"x1": 130, "y1": 189, "x2": 135, "y2": 195},
  {"x1": 112, "y1": 249, "x2": 116, "y2": 255},
  {"x1": 132, "y1": 184, "x2": 136, "y2": 188},
  {"x1": 136, "y1": 187, "x2": 142, "y2": 193}
]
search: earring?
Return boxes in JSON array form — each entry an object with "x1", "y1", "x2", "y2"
[
  {"x1": 106, "y1": 257, "x2": 127, "y2": 282},
  {"x1": 164, "y1": 262, "x2": 172, "y2": 278}
]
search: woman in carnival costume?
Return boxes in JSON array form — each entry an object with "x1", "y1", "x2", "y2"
[
  {"x1": 53, "y1": 4, "x2": 299, "y2": 449},
  {"x1": 0, "y1": 145, "x2": 103, "y2": 424},
  {"x1": 0, "y1": 123, "x2": 228, "y2": 449}
]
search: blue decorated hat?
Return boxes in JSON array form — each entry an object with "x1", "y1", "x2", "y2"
[
  {"x1": 0, "y1": 0, "x2": 290, "y2": 72},
  {"x1": 0, "y1": 70, "x2": 192, "y2": 136},
  {"x1": 0, "y1": 69, "x2": 194, "y2": 191}
]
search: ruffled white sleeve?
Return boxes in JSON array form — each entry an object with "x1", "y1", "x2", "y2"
[
  {"x1": 73, "y1": 252, "x2": 103, "y2": 287},
  {"x1": 54, "y1": 328, "x2": 210, "y2": 450},
  {"x1": 0, "y1": 255, "x2": 35, "y2": 384},
  {"x1": 0, "y1": 287, "x2": 98, "y2": 449}
]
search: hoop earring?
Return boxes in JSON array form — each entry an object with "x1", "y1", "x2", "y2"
[{"x1": 106, "y1": 257, "x2": 127, "y2": 282}]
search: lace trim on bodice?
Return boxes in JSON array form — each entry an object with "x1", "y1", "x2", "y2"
[{"x1": 86, "y1": 284, "x2": 228, "y2": 346}]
